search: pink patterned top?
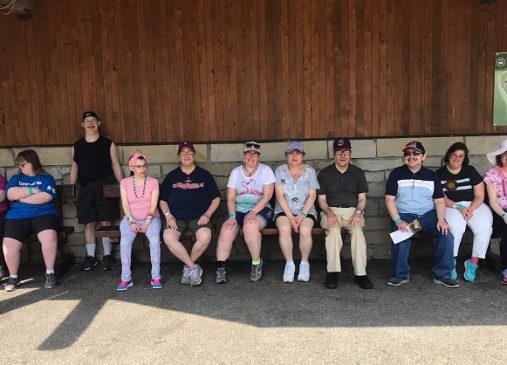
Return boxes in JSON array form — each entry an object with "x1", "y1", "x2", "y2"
[
  {"x1": 120, "y1": 176, "x2": 160, "y2": 220},
  {"x1": 484, "y1": 166, "x2": 507, "y2": 210}
]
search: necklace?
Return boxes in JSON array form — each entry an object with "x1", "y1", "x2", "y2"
[
  {"x1": 132, "y1": 176, "x2": 147, "y2": 199},
  {"x1": 244, "y1": 164, "x2": 259, "y2": 177}
]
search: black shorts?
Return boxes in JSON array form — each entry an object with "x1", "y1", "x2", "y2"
[
  {"x1": 77, "y1": 176, "x2": 119, "y2": 224},
  {"x1": 4, "y1": 214, "x2": 59, "y2": 242},
  {"x1": 274, "y1": 212, "x2": 317, "y2": 226}
]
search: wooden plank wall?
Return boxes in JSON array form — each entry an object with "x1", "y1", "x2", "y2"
[{"x1": 0, "y1": 0, "x2": 506, "y2": 146}]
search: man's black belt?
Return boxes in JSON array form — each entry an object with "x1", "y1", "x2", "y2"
[{"x1": 333, "y1": 204, "x2": 355, "y2": 208}]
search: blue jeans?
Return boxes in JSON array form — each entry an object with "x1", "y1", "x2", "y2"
[{"x1": 390, "y1": 210, "x2": 454, "y2": 279}]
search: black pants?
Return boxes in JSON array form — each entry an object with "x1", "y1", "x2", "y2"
[{"x1": 492, "y1": 212, "x2": 507, "y2": 271}]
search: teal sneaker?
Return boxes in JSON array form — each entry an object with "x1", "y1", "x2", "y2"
[
  {"x1": 151, "y1": 278, "x2": 163, "y2": 289},
  {"x1": 450, "y1": 259, "x2": 457, "y2": 281},
  {"x1": 463, "y1": 259, "x2": 478, "y2": 282}
]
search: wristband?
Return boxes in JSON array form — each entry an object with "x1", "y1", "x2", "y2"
[
  {"x1": 127, "y1": 216, "x2": 135, "y2": 223},
  {"x1": 454, "y1": 203, "x2": 464, "y2": 210},
  {"x1": 393, "y1": 217, "x2": 402, "y2": 224},
  {"x1": 163, "y1": 210, "x2": 171, "y2": 218},
  {"x1": 299, "y1": 210, "x2": 308, "y2": 218},
  {"x1": 228, "y1": 213, "x2": 236, "y2": 219},
  {"x1": 28, "y1": 186, "x2": 33, "y2": 195},
  {"x1": 502, "y1": 212, "x2": 507, "y2": 219}
]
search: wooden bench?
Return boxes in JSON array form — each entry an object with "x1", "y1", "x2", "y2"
[{"x1": 26, "y1": 184, "x2": 76, "y2": 278}]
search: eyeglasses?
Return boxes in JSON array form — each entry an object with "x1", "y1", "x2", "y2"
[
  {"x1": 132, "y1": 164, "x2": 147, "y2": 169},
  {"x1": 335, "y1": 150, "x2": 351, "y2": 156},
  {"x1": 245, "y1": 142, "x2": 260, "y2": 149},
  {"x1": 83, "y1": 119, "x2": 98, "y2": 125},
  {"x1": 180, "y1": 151, "x2": 194, "y2": 156},
  {"x1": 17, "y1": 162, "x2": 29, "y2": 167},
  {"x1": 403, "y1": 151, "x2": 422, "y2": 157},
  {"x1": 450, "y1": 153, "x2": 465, "y2": 159},
  {"x1": 245, "y1": 151, "x2": 260, "y2": 157}
]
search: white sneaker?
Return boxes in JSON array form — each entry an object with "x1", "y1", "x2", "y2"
[
  {"x1": 297, "y1": 261, "x2": 310, "y2": 282},
  {"x1": 283, "y1": 261, "x2": 295, "y2": 283}
]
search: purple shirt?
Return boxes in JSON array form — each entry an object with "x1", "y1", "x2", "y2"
[{"x1": 0, "y1": 174, "x2": 8, "y2": 214}]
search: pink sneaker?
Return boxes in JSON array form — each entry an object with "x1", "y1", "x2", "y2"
[
  {"x1": 151, "y1": 278, "x2": 163, "y2": 289},
  {"x1": 116, "y1": 280, "x2": 133, "y2": 292}
]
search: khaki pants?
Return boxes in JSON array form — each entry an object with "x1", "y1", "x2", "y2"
[{"x1": 320, "y1": 207, "x2": 367, "y2": 275}]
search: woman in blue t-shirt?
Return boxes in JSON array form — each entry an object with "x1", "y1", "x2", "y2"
[{"x1": 3, "y1": 149, "x2": 58, "y2": 292}]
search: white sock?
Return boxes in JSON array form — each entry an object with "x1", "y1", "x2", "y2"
[
  {"x1": 86, "y1": 243, "x2": 96, "y2": 257},
  {"x1": 102, "y1": 237, "x2": 112, "y2": 255},
  {"x1": 10, "y1": 274, "x2": 18, "y2": 279},
  {"x1": 46, "y1": 270, "x2": 54, "y2": 274},
  {"x1": 301, "y1": 260, "x2": 309, "y2": 265},
  {"x1": 286, "y1": 260, "x2": 295, "y2": 266}
]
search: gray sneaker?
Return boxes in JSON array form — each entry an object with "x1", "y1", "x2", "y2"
[
  {"x1": 433, "y1": 276, "x2": 460, "y2": 288},
  {"x1": 216, "y1": 267, "x2": 227, "y2": 284},
  {"x1": 181, "y1": 266, "x2": 191, "y2": 285},
  {"x1": 189, "y1": 264, "x2": 203, "y2": 287},
  {"x1": 250, "y1": 259, "x2": 263, "y2": 282},
  {"x1": 387, "y1": 276, "x2": 409, "y2": 286},
  {"x1": 44, "y1": 273, "x2": 56, "y2": 289}
]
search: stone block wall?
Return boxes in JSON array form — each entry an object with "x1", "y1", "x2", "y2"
[{"x1": 1, "y1": 135, "x2": 505, "y2": 263}]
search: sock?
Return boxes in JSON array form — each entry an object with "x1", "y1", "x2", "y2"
[
  {"x1": 46, "y1": 270, "x2": 54, "y2": 274},
  {"x1": 252, "y1": 259, "x2": 261, "y2": 266},
  {"x1": 102, "y1": 237, "x2": 112, "y2": 255},
  {"x1": 216, "y1": 261, "x2": 226, "y2": 269},
  {"x1": 470, "y1": 257, "x2": 479, "y2": 265},
  {"x1": 286, "y1": 260, "x2": 294, "y2": 266},
  {"x1": 86, "y1": 243, "x2": 96, "y2": 257},
  {"x1": 10, "y1": 274, "x2": 18, "y2": 279}
]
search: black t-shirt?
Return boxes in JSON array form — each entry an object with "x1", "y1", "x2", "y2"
[
  {"x1": 436, "y1": 164, "x2": 483, "y2": 202},
  {"x1": 73, "y1": 136, "x2": 114, "y2": 186},
  {"x1": 317, "y1": 163, "x2": 368, "y2": 207}
]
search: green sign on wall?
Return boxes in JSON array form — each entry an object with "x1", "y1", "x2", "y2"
[{"x1": 494, "y1": 52, "x2": 507, "y2": 126}]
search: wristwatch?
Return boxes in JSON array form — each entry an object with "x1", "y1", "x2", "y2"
[{"x1": 355, "y1": 209, "x2": 363, "y2": 215}]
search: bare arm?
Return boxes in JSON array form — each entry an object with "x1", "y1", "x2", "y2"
[
  {"x1": 434, "y1": 197, "x2": 451, "y2": 234},
  {"x1": 0, "y1": 188, "x2": 5, "y2": 203},
  {"x1": 110, "y1": 142, "x2": 123, "y2": 183},
  {"x1": 226, "y1": 188, "x2": 237, "y2": 215},
  {"x1": 487, "y1": 184, "x2": 505, "y2": 219},
  {"x1": 469, "y1": 182, "x2": 485, "y2": 212},
  {"x1": 385, "y1": 194, "x2": 409, "y2": 231},
  {"x1": 250, "y1": 183, "x2": 274, "y2": 214},
  {"x1": 20, "y1": 191, "x2": 53, "y2": 205},
  {"x1": 318, "y1": 194, "x2": 339, "y2": 227},
  {"x1": 350, "y1": 192, "x2": 367, "y2": 226}
]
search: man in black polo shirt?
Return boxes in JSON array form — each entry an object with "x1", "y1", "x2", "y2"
[{"x1": 317, "y1": 138, "x2": 373, "y2": 289}]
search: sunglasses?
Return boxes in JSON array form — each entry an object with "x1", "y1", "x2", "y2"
[
  {"x1": 403, "y1": 151, "x2": 422, "y2": 157},
  {"x1": 245, "y1": 142, "x2": 260, "y2": 149}
]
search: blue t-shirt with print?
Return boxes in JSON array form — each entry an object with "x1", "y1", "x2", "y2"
[{"x1": 5, "y1": 173, "x2": 58, "y2": 219}]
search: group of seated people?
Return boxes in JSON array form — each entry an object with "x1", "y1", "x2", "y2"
[{"x1": 1, "y1": 111, "x2": 507, "y2": 293}]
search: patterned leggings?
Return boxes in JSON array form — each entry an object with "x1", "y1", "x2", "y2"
[{"x1": 119, "y1": 216, "x2": 162, "y2": 282}]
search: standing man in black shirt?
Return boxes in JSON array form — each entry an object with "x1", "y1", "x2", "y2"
[
  {"x1": 317, "y1": 138, "x2": 373, "y2": 290},
  {"x1": 70, "y1": 111, "x2": 123, "y2": 271}
]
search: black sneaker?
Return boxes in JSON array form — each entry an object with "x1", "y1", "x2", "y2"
[
  {"x1": 5, "y1": 277, "x2": 21, "y2": 292},
  {"x1": 79, "y1": 255, "x2": 98, "y2": 271},
  {"x1": 44, "y1": 273, "x2": 56, "y2": 289},
  {"x1": 325, "y1": 272, "x2": 338, "y2": 289},
  {"x1": 102, "y1": 255, "x2": 115, "y2": 270},
  {"x1": 433, "y1": 276, "x2": 460, "y2": 288},
  {"x1": 355, "y1": 275, "x2": 373, "y2": 289}
]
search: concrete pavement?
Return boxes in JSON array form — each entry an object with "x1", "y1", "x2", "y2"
[{"x1": 0, "y1": 259, "x2": 506, "y2": 364}]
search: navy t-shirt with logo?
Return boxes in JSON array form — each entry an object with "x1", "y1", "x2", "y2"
[{"x1": 160, "y1": 166, "x2": 220, "y2": 220}]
